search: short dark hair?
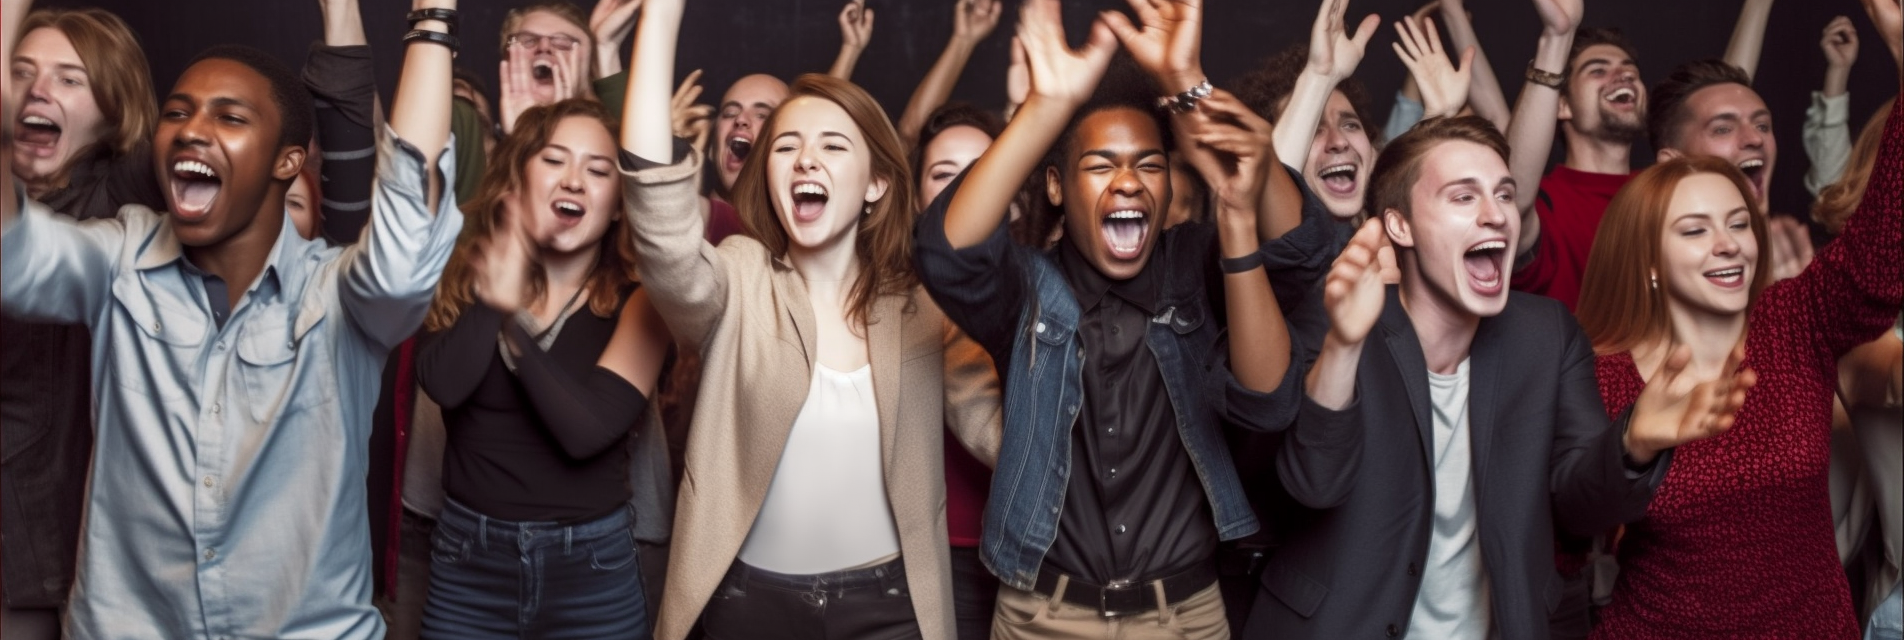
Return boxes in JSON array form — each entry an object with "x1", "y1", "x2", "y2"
[
  {"x1": 187, "y1": 45, "x2": 314, "y2": 150},
  {"x1": 1565, "y1": 27, "x2": 1639, "y2": 88},
  {"x1": 1647, "y1": 59, "x2": 1751, "y2": 152},
  {"x1": 1232, "y1": 45, "x2": 1376, "y2": 141},
  {"x1": 1368, "y1": 115, "x2": 1509, "y2": 219},
  {"x1": 1050, "y1": 54, "x2": 1173, "y2": 170}
]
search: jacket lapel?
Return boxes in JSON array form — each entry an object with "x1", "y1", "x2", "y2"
[
  {"x1": 740, "y1": 262, "x2": 819, "y2": 492},
  {"x1": 868, "y1": 295, "x2": 905, "y2": 480},
  {"x1": 1378, "y1": 286, "x2": 1436, "y2": 471},
  {"x1": 1467, "y1": 316, "x2": 1502, "y2": 491}
]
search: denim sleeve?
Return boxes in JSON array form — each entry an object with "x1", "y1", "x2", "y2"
[
  {"x1": 912, "y1": 168, "x2": 1028, "y2": 366},
  {"x1": 337, "y1": 127, "x2": 466, "y2": 350}
]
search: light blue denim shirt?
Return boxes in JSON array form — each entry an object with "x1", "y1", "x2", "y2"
[{"x1": 0, "y1": 127, "x2": 461, "y2": 640}]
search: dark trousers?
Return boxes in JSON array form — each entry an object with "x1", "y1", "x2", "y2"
[
  {"x1": 949, "y1": 546, "x2": 999, "y2": 640},
  {"x1": 701, "y1": 557, "x2": 922, "y2": 640},
  {"x1": 421, "y1": 499, "x2": 650, "y2": 639}
]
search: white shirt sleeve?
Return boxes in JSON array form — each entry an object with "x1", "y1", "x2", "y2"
[{"x1": 1804, "y1": 90, "x2": 1853, "y2": 197}]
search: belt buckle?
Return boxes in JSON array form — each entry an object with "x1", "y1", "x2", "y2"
[{"x1": 1099, "y1": 578, "x2": 1137, "y2": 618}]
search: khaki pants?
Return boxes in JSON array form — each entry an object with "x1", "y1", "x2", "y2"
[{"x1": 990, "y1": 577, "x2": 1229, "y2": 640}]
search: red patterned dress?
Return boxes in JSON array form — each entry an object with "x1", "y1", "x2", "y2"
[{"x1": 1589, "y1": 101, "x2": 1903, "y2": 639}]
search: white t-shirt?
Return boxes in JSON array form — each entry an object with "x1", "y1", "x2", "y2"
[
  {"x1": 1407, "y1": 358, "x2": 1495, "y2": 639},
  {"x1": 738, "y1": 363, "x2": 901, "y2": 574}
]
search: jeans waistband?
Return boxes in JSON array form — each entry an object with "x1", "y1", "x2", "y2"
[
  {"x1": 438, "y1": 497, "x2": 631, "y2": 552},
  {"x1": 726, "y1": 556, "x2": 908, "y2": 593}
]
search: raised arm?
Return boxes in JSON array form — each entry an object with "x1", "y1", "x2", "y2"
[
  {"x1": 1272, "y1": 0, "x2": 1379, "y2": 173},
  {"x1": 1805, "y1": 16, "x2": 1859, "y2": 196},
  {"x1": 828, "y1": 0, "x2": 875, "y2": 80},
  {"x1": 941, "y1": 0, "x2": 1115, "y2": 249},
  {"x1": 389, "y1": 0, "x2": 454, "y2": 189},
  {"x1": 1865, "y1": 0, "x2": 1903, "y2": 74},
  {"x1": 1723, "y1": 0, "x2": 1775, "y2": 81},
  {"x1": 310, "y1": 0, "x2": 380, "y2": 243},
  {"x1": 1436, "y1": 0, "x2": 1510, "y2": 132},
  {"x1": 1504, "y1": 0, "x2": 1578, "y2": 253},
  {"x1": 896, "y1": 0, "x2": 1002, "y2": 146},
  {"x1": 1391, "y1": 16, "x2": 1474, "y2": 121},
  {"x1": 591, "y1": 0, "x2": 641, "y2": 79}
]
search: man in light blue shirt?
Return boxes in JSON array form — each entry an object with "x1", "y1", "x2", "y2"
[{"x1": 0, "y1": 41, "x2": 461, "y2": 639}]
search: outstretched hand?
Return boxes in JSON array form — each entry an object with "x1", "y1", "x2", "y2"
[
  {"x1": 1766, "y1": 215, "x2": 1815, "y2": 282},
  {"x1": 1822, "y1": 16, "x2": 1861, "y2": 70},
  {"x1": 1325, "y1": 219, "x2": 1395, "y2": 346},
  {"x1": 590, "y1": 0, "x2": 642, "y2": 76},
  {"x1": 1531, "y1": 0, "x2": 1582, "y2": 37},
  {"x1": 839, "y1": 1, "x2": 876, "y2": 52},
  {"x1": 1393, "y1": 16, "x2": 1474, "y2": 119},
  {"x1": 1016, "y1": 0, "x2": 1119, "y2": 110},
  {"x1": 671, "y1": 69, "x2": 713, "y2": 154},
  {"x1": 473, "y1": 205, "x2": 537, "y2": 313},
  {"x1": 1176, "y1": 90, "x2": 1275, "y2": 215},
  {"x1": 1307, "y1": 0, "x2": 1381, "y2": 82},
  {"x1": 1102, "y1": 0, "x2": 1205, "y2": 94},
  {"x1": 952, "y1": 0, "x2": 1003, "y2": 45},
  {"x1": 1626, "y1": 342, "x2": 1757, "y2": 464}
]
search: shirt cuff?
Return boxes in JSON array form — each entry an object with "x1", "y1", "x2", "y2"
[
  {"x1": 618, "y1": 137, "x2": 693, "y2": 172},
  {"x1": 1807, "y1": 90, "x2": 1851, "y2": 127}
]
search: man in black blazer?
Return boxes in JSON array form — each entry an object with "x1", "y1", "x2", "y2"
[{"x1": 1242, "y1": 116, "x2": 1754, "y2": 640}]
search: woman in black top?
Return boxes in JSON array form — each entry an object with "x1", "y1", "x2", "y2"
[{"x1": 416, "y1": 98, "x2": 670, "y2": 639}]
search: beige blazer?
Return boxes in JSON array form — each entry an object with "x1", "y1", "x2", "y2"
[{"x1": 623, "y1": 151, "x2": 1002, "y2": 640}]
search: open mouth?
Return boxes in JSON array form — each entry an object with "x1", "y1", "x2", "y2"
[
  {"x1": 1317, "y1": 163, "x2": 1358, "y2": 196},
  {"x1": 532, "y1": 60, "x2": 554, "y2": 82},
  {"x1": 169, "y1": 159, "x2": 222, "y2": 222},
  {"x1": 15, "y1": 115, "x2": 61, "y2": 156},
  {"x1": 551, "y1": 198, "x2": 586, "y2": 224},
  {"x1": 1703, "y1": 266, "x2": 1746, "y2": 288},
  {"x1": 1737, "y1": 158, "x2": 1766, "y2": 201},
  {"x1": 789, "y1": 181, "x2": 829, "y2": 223},
  {"x1": 1101, "y1": 209, "x2": 1149, "y2": 259},
  {"x1": 1605, "y1": 87, "x2": 1637, "y2": 107},
  {"x1": 1464, "y1": 239, "x2": 1507, "y2": 295}
]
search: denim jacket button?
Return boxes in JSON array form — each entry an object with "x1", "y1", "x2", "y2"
[{"x1": 1035, "y1": 322, "x2": 1046, "y2": 333}]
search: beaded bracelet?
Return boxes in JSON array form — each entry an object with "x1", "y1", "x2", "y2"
[{"x1": 1156, "y1": 79, "x2": 1213, "y2": 114}]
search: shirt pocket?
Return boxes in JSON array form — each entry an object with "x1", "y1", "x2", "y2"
[
  {"x1": 109, "y1": 275, "x2": 205, "y2": 400},
  {"x1": 235, "y1": 303, "x2": 334, "y2": 422}
]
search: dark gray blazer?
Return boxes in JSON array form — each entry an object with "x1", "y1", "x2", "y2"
[{"x1": 1243, "y1": 286, "x2": 1669, "y2": 640}]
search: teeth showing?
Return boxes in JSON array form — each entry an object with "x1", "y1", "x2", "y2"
[
  {"x1": 1318, "y1": 165, "x2": 1356, "y2": 179},
  {"x1": 1738, "y1": 159, "x2": 1764, "y2": 171},
  {"x1": 1106, "y1": 210, "x2": 1144, "y2": 221},
  {"x1": 174, "y1": 160, "x2": 216, "y2": 178},
  {"x1": 1706, "y1": 267, "x2": 1744, "y2": 281},
  {"x1": 792, "y1": 183, "x2": 828, "y2": 197},
  {"x1": 554, "y1": 201, "x2": 582, "y2": 214},
  {"x1": 1607, "y1": 88, "x2": 1636, "y2": 102},
  {"x1": 1468, "y1": 240, "x2": 1506, "y2": 253},
  {"x1": 20, "y1": 115, "x2": 54, "y2": 127}
]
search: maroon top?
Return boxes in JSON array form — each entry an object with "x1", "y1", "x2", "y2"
[
  {"x1": 945, "y1": 431, "x2": 990, "y2": 547},
  {"x1": 1514, "y1": 165, "x2": 1633, "y2": 311},
  {"x1": 706, "y1": 197, "x2": 746, "y2": 244},
  {"x1": 1589, "y1": 101, "x2": 1903, "y2": 640}
]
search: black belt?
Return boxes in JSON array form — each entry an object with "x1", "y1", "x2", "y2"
[{"x1": 1032, "y1": 561, "x2": 1218, "y2": 618}]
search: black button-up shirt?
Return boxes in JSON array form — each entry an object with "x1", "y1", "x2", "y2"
[{"x1": 1040, "y1": 238, "x2": 1217, "y2": 586}]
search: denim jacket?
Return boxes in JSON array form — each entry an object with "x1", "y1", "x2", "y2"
[{"x1": 914, "y1": 169, "x2": 1323, "y2": 591}]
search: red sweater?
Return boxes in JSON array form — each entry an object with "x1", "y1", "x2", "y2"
[
  {"x1": 1514, "y1": 166, "x2": 1632, "y2": 311},
  {"x1": 1588, "y1": 101, "x2": 1903, "y2": 640}
]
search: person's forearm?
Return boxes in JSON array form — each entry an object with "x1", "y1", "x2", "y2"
[
  {"x1": 306, "y1": 44, "x2": 378, "y2": 242},
  {"x1": 897, "y1": 37, "x2": 980, "y2": 146},
  {"x1": 1304, "y1": 334, "x2": 1364, "y2": 410},
  {"x1": 416, "y1": 304, "x2": 507, "y2": 409},
  {"x1": 943, "y1": 95, "x2": 1069, "y2": 248},
  {"x1": 1220, "y1": 210, "x2": 1291, "y2": 392},
  {"x1": 1506, "y1": 30, "x2": 1572, "y2": 248},
  {"x1": 1441, "y1": 5, "x2": 1511, "y2": 133},
  {"x1": 1272, "y1": 71, "x2": 1336, "y2": 172},
  {"x1": 597, "y1": 44, "x2": 624, "y2": 79},
  {"x1": 323, "y1": 0, "x2": 368, "y2": 47},
  {"x1": 1725, "y1": 0, "x2": 1775, "y2": 80},
  {"x1": 828, "y1": 45, "x2": 865, "y2": 80},
  {"x1": 503, "y1": 320, "x2": 648, "y2": 460},
  {"x1": 1824, "y1": 65, "x2": 1852, "y2": 98},
  {"x1": 389, "y1": 0, "x2": 455, "y2": 207},
  {"x1": 625, "y1": 0, "x2": 682, "y2": 161}
]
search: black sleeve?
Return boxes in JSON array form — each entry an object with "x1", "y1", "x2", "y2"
[
  {"x1": 500, "y1": 318, "x2": 650, "y2": 460},
  {"x1": 911, "y1": 168, "x2": 1029, "y2": 367},
  {"x1": 303, "y1": 42, "x2": 378, "y2": 244},
  {"x1": 415, "y1": 304, "x2": 505, "y2": 410},
  {"x1": 1548, "y1": 309, "x2": 1670, "y2": 536},
  {"x1": 1274, "y1": 394, "x2": 1365, "y2": 509}
]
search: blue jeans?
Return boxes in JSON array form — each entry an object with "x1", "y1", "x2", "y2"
[
  {"x1": 421, "y1": 499, "x2": 650, "y2": 639},
  {"x1": 1870, "y1": 582, "x2": 1902, "y2": 640}
]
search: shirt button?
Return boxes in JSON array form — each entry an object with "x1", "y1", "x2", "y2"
[
  {"x1": 216, "y1": 341, "x2": 226, "y2": 350},
  {"x1": 1107, "y1": 427, "x2": 1116, "y2": 435},
  {"x1": 1407, "y1": 562, "x2": 1419, "y2": 577},
  {"x1": 1068, "y1": 405, "x2": 1078, "y2": 414},
  {"x1": 286, "y1": 340, "x2": 294, "y2": 349},
  {"x1": 1386, "y1": 623, "x2": 1399, "y2": 637},
  {"x1": 1108, "y1": 467, "x2": 1117, "y2": 478},
  {"x1": 1114, "y1": 524, "x2": 1127, "y2": 535},
  {"x1": 203, "y1": 476, "x2": 215, "y2": 488},
  {"x1": 1035, "y1": 322, "x2": 1046, "y2": 333},
  {"x1": 204, "y1": 548, "x2": 216, "y2": 561},
  {"x1": 211, "y1": 403, "x2": 221, "y2": 414},
  {"x1": 1110, "y1": 325, "x2": 1120, "y2": 335},
  {"x1": 153, "y1": 321, "x2": 163, "y2": 332}
]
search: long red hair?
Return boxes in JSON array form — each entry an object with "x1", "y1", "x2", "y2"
[{"x1": 1576, "y1": 155, "x2": 1771, "y2": 355}]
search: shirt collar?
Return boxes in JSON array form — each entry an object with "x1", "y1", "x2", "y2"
[
  {"x1": 1056, "y1": 236, "x2": 1159, "y2": 315},
  {"x1": 137, "y1": 207, "x2": 304, "y2": 299}
]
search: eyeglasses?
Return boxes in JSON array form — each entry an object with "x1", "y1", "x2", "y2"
[{"x1": 505, "y1": 32, "x2": 582, "y2": 51}]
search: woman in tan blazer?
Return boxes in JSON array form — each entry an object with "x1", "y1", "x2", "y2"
[{"x1": 616, "y1": 2, "x2": 1001, "y2": 639}]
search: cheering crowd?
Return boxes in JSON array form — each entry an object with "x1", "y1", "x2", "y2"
[{"x1": 0, "y1": 0, "x2": 1899, "y2": 638}]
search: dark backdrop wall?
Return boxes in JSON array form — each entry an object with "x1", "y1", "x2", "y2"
[{"x1": 40, "y1": 0, "x2": 1899, "y2": 218}]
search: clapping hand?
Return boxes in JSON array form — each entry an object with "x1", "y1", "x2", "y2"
[
  {"x1": 1325, "y1": 219, "x2": 1395, "y2": 346},
  {"x1": 1176, "y1": 90, "x2": 1275, "y2": 216},
  {"x1": 1393, "y1": 16, "x2": 1474, "y2": 119},
  {"x1": 1307, "y1": 0, "x2": 1381, "y2": 82},
  {"x1": 1015, "y1": 0, "x2": 1119, "y2": 111},
  {"x1": 1102, "y1": 0, "x2": 1205, "y2": 94},
  {"x1": 472, "y1": 206, "x2": 537, "y2": 313},
  {"x1": 1626, "y1": 342, "x2": 1757, "y2": 464}
]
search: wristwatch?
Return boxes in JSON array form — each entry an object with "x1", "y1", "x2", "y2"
[{"x1": 1526, "y1": 61, "x2": 1565, "y2": 89}]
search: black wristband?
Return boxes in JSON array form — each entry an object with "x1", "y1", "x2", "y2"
[
  {"x1": 406, "y1": 8, "x2": 459, "y2": 35},
  {"x1": 403, "y1": 29, "x2": 459, "y2": 56},
  {"x1": 1220, "y1": 252, "x2": 1264, "y2": 274}
]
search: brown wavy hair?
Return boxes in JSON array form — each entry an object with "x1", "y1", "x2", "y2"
[
  {"x1": 425, "y1": 99, "x2": 635, "y2": 332},
  {"x1": 17, "y1": 9, "x2": 155, "y2": 163},
  {"x1": 1368, "y1": 115, "x2": 1508, "y2": 220},
  {"x1": 1576, "y1": 155, "x2": 1770, "y2": 355},
  {"x1": 1812, "y1": 99, "x2": 1893, "y2": 234},
  {"x1": 729, "y1": 73, "x2": 917, "y2": 331}
]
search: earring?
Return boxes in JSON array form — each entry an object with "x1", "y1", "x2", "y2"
[
  {"x1": 863, "y1": 203, "x2": 873, "y2": 218},
  {"x1": 1650, "y1": 273, "x2": 1658, "y2": 291}
]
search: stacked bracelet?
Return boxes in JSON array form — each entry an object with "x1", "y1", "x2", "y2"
[
  {"x1": 403, "y1": 29, "x2": 459, "y2": 56},
  {"x1": 1219, "y1": 252, "x2": 1265, "y2": 274},
  {"x1": 1156, "y1": 79, "x2": 1213, "y2": 114},
  {"x1": 404, "y1": 7, "x2": 459, "y2": 55},
  {"x1": 406, "y1": 8, "x2": 459, "y2": 35}
]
